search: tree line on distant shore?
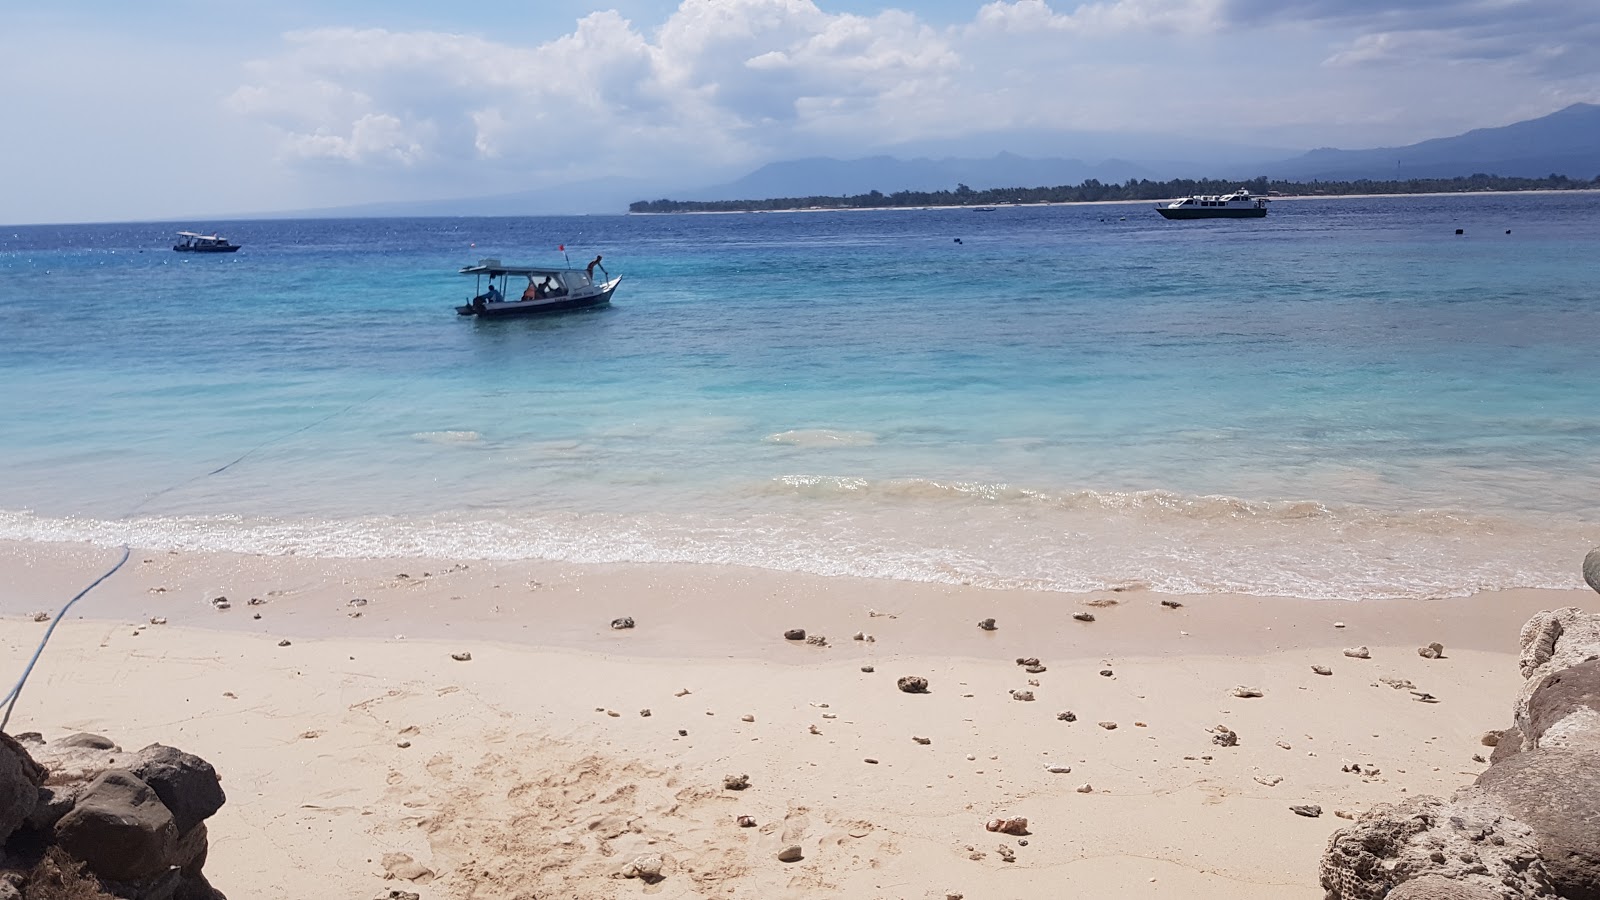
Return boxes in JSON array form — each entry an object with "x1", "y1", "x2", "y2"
[{"x1": 628, "y1": 173, "x2": 1600, "y2": 213}]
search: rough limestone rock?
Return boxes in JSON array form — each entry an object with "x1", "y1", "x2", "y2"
[
  {"x1": 1515, "y1": 608, "x2": 1600, "y2": 750},
  {"x1": 1583, "y1": 547, "x2": 1600, "y2": 595},
  {"x1": 1476, "y1": 749, "x2": 1600, "y2": 900},
  {"x1": 28, "y1": 738, "x2": 123, "y2": 785},
  {"x1": 1491, "y1": 725, "x2": 1525, "y2": 765},
  {"x1": 0, "y1": 733, "x2": 45, "y2": 845},
  {"x1": 1523, "y1": 658, "x2": 1600, "y2": 753},
  {"x1": 1386, "y1": 874, "x2": 1504, "y2": 899},
  {"x1": 1518, "y1": 607, "x2": 1600, "y2": 680},
  {"x1": 1318, "y1": 791, "x2": 1554, "y2": 899},
  {"x1": 53, "y1": 769, "x2": 180, "y2": 883},
  {"x1": 130, "y1": 744, "x2": 226, "y2": 835}
]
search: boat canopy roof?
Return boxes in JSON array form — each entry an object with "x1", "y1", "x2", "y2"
[
  {"x1": 176, "y1": 231, "x2": 228, "y2": 238},
  {"x1": 459, "y1": 264, "x2": 571, "y2": 277}
]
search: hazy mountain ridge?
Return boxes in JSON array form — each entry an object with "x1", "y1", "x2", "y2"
[
  {"x1": 247, "y1": 104, "x2": 1600, "y2": 219},
  {"x1": 1262, "y1": 103, "x2": 1600, "y2": 180}
]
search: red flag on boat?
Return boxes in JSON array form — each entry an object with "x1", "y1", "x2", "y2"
[{"x1": 558, "y1": 244, "x2": 565, "y2": 251}]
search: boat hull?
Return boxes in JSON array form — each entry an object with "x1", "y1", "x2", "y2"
[
  {"x1": 173, "y1": 245, "x2": 241, "y2": 252},
  {"x1": 1156, "y1": 207, "x2": 1267, "y2": 219},
  {"x1": 456, "y1": 281, "x2": 619, "y2": 318}
]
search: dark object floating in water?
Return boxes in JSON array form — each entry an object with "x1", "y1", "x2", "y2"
[
  {"x1": 173, "y1": 231, "x2": 240, "y2": 253},
  {"x1": 953, "y1": 238, "x2": 963, "y2": 244},
  {"x1": 1455, "y1": 228, "x2": 1465, "y2": 235}
]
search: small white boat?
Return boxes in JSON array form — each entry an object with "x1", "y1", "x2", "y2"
[
  {"x1": 173, "y1": 231, "x2": 240, "y2": 252},
  {"x1": 1155, "y1": 189, "x2": 1269, "y2": 219},
  {"x1": 456, "y1": 256, "x2": 621, "y2": 318}
]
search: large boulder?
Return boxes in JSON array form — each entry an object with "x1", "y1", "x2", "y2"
[
  {"x1": 129, "y1": 744, "x2": 225, "y2": 836},
  {"x1": 1514, "y1": 608, "x2": 1600, "y2": 751},
  {"x1": 53, "y1": 769, "x2": 179, "y2": 883},
  {"x1": 1476, "y1": 749, "x2": 1600, "y2": 900},
  {"x1": 24, "y1": 783, "x2": 80, "y2": 832},
  {"x1": 172, "y1": 872, "x2": 227, "y2": 900},
  {"x1": 1518, "y1": 608, "x2": 1600, "y2": 680},
  {"x1": 0, "y1": 732, "x2": 45, "y2": 845},
  {"x1": 1583, "y1": 547, "x2": 1600, "y2": 595},
  {"x1": 1318, "y1": 792, "x2": 1554, "y2": 899},
  {"x1": 1523, "y1": 658, "x2": 1600, "y2": 753}
]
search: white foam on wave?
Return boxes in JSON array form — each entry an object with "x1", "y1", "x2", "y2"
[
  {"x1": 411, "y1": 430, "x2": 482, "y2": 444},
  {"x1": 1, "y1": 497, "x2": 1592, "y2": 602},
  {"x1": 764, "y1": 429, "x2": 878, "y2": 447}
]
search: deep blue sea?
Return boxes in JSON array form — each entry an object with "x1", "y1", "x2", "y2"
[{"x1": 3, "y1": 194, "x2": 1597, "y2": 599}]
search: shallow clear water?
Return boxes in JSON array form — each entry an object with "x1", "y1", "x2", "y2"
[{"x1": 3, "y1": 195, "x2": 1597, "y2": 598}]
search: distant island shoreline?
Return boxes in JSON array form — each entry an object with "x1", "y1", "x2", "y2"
[
  {"x1": 627, "y1": 187, "x2": 1600, "y2": 216},
  {"x1": 629, "y1": 175, "x2": 1600, "y2": 215}
]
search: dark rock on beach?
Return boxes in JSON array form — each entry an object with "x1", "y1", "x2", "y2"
[
  {"x1": 0, "y1": 733, "x2": 45, "y2": 845},
  {"x1": 2, "y1": 731, "x2": 229, "y2": 899},
  {"x1": 129, "y1": 744, "x2": 226, "y2": 836},
  {"x1": 898, "y1": 675, "x2": 930, "y2": 694},
  {"x1": 54, "y1": 770, "x2": 180, "y2": 882}
]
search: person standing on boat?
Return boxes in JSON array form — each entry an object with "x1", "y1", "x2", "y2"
[{"x1": 586, "y1": 255, "x2": 607, "y2": 280}]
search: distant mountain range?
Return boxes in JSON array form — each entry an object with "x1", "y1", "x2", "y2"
[
  {"x1": 254, "y1": 103, "x2": 1600, "y2": 218},
  {"x1": 1262, "y1": 103, "x2": 1600, "y2": 181}
]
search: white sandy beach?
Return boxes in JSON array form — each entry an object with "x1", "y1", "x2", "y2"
[{"x1": 2, "y1": 539, "x2": 1593, "y2": 898}]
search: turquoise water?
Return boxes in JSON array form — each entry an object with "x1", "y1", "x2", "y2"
[{"x1": 3, "y1": 195, "x2": 1597, "y2": 599}]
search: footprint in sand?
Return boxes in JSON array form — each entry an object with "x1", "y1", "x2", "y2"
[{"x1": 780, "y1": 806, "x2": 811, "y2": 844}]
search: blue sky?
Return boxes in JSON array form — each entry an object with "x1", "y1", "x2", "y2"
[{"x1": 3, "y1": 0, "x2": 1596, "y2": 224}]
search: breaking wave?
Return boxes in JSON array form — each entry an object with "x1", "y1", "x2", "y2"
[{"x1": 2, "y1": 475, "x2": 1592, "y2": 602}]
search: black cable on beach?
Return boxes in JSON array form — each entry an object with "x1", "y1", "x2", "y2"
[
  {"x1": 1, "y1": 384, "x2": 397, "y2": 732},
  {"x1": 1, "y1": 546, "x2": 130, "y2": 731}
]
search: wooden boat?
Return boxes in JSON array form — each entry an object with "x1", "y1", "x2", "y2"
[{"x1": 456, "y1": 257, "x2": 621, "y2": 318}]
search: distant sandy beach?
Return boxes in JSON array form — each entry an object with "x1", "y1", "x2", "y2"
[{"x1": 2, "y1": 539, "x2": 1592, "y2": 899}]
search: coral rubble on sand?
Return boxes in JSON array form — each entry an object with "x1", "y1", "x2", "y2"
[{"x1": 1319, "y1": 551, "x2": 1600, "y2": 899}]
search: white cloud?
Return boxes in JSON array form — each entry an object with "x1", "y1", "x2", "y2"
[
  {"x1": 210, "y1": 0, "x2": 1600, "y2": 198},
  {"x1": 971, "y1": 0, "x2": 1224, "y2": 36}
]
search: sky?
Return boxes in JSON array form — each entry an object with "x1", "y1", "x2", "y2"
[{"x1": 2, "y1": 0, "x2": 1596, "y2": 224}]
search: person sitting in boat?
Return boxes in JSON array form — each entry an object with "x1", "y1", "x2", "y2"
[
  {"x1": 522, "y1": 277, "x2": 539, "y2": 301},
  {"x1": 538, "y1": 275, "x2": 560, "y2": 298},
  {"x1": 484, "y1": 282, "x2": 503, "y2": 303}
]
